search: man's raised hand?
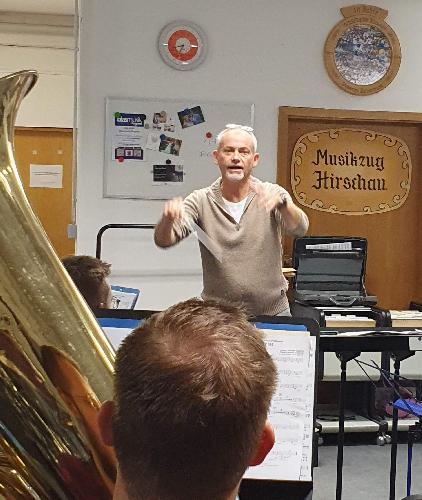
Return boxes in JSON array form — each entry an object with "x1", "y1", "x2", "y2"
[
  {"x1": 163, "y1": 197, "x2": 184, "y2": 222},
  {"x1": 250, "y1": 181, "x2": 285, "y2": 213}
]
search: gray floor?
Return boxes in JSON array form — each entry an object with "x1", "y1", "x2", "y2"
[{"x1": 313, "y1": 443, "x2": 422, "y2": 500}]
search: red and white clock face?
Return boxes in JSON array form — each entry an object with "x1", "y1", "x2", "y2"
[
  {"x1": 167, "y1": 29, "x2": 199, "y2": 62},
  {"x1": 158, "y1": 22, "x2": 207, "y2": 70}
]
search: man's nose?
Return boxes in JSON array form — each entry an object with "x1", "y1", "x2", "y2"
[{"x1": 232, "y1": 150, "x2": 240, "y2": 162}]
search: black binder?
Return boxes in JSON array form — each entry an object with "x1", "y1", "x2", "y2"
[{"x1": 292, "y1": 236, "x2": 377, "y2": 307}]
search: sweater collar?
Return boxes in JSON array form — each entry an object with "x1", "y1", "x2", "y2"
[{"x1": 209, "y1": 176, "x2": 261, "y2": 205}]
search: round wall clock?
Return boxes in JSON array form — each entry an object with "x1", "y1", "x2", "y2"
[
  {"x1": 158, "y1": 21, "x2": 208, "y2": 71},
  {"x1": 324, "y1": 5, "x2": 401, "y2": 95}
]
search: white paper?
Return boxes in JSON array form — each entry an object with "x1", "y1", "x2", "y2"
[
  {"x1": 111, "y1": 289, "x2": 138, "y2": 309},
  {"x1": 326, "y1": 314, "x2": 372, "y2": 321},
  {"x1": 102, "y1": 326, "x2": 131, "y2": 351},
  {"x1": 336, "y1": 329, "x2": 422, "y2": 337},
  {"x1": 29, "y1": 164, "x2": 63, "y2": 188},
  {"x1": 188, "y1": 220, "x2": 223, "y2": 263},
  {"x1": 112, "y1": 119, "x2": 146, "y2": 161},
  {"x1": 409, "y1": 337, "x2": 422, "y2": 351},
  {"x1": 145, "y1": 132, "x2": 161, "y2": 151},
  {"x1": 244, "y1": 330, "x2": 315, "y2": 482},
  {"x1": 299, "y1": 336, "x2": 316, "y2": 481},
  {"x1": 305, "y1": 242, "x2": 352, "y2": 250},
  {"x1": 390, "y1": 310, "x2": 422, "y2": 319}
]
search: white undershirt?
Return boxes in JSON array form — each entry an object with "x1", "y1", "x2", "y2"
[{"x1": 222, "y1": 196, "x2": 248, "y2": 223}]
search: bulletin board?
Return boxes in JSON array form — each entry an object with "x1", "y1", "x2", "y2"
[{"x1": 104, "y1": 97, "x2": 254, "y2": 199}]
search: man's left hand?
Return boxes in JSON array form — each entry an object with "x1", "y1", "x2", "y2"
[{"x1": 251, "y1": 181, "x2": 289, "y2": 213}]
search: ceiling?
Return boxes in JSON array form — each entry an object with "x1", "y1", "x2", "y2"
[{"x1": 0, "y1": 0, "x2": 75, "y2": 16}]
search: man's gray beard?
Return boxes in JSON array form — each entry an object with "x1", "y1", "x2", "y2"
[{"x1": 226, "y1": 173, "x2": 245, "y2": 182}]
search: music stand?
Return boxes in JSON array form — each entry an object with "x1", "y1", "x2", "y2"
[
  {"x1": 94, "y1": 308, "x2": 158, "y2": 350},
  {"x1": 239, "y1": 316, "x2": 319, "y2": 500}
]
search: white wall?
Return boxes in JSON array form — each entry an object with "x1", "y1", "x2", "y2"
[
  {"x1": 76, "y1": 0, "x2": 422, "y2": 310},
  {"x1": 0, "y1": 14, "x2": 75, "y2": 128}
]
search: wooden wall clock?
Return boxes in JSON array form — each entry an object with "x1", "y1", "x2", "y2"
[
  {"x1": 158, "y1": 21, "x2": 208, "y2": 71},
  {"x1": 324, "y1": 4, "x2": 401, "y2": 95}
]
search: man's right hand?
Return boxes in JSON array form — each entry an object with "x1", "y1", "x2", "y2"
[
  {"x1": 163, "y1": 197, "x2": 184, "y2": 222},
  {"x1": 154, "y1": 197, "x2": 185, "y2": 248}
]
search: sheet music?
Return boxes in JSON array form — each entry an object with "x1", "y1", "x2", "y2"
[
  {"x1": 390, "y1": 310, "x2": 422, "y2": 319},
  {"x1": 243, "y1": 330, "x2": 315, "y2": 482},
  {"x1": 299, "y1": 336, "x2": 316, "y2": 481},
  {"x1": 305, "y1": 242, "x2": 352, "y2": 250},
  {"x1": 326, "y1": 314, "x2": 372, "y2": 321},
  {"x1": 111, "y1": 286, "x2": 139, "y2": 309}
]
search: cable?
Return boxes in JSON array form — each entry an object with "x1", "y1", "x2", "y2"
[
  {"x1": 353, "y1": 359, "x2": 419, "y2": 416},
  {"x1": 355, "y1": 358, "x2": 417, "y2": 389}
]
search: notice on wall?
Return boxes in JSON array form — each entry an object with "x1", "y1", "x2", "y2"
[
  {"x1": 29, "y1": 164, "x2": 63, "y2": 188},
  {"x1": 291, "y1": 128, "x2": 411, "y2": 215},
  {"x1": 111, "y1": 113, "x2": 147, "y2": 161}
]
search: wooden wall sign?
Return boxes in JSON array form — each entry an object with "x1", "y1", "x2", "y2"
[
  {"x1": 278, "y1": 106, "x2": 422, "y2": 309},
  {"x1": 324, "y1": 4, "x2": 401, "y2": 95},
  {"x1": 291, "y1": 128, "x2": 411, "y2": 215}
]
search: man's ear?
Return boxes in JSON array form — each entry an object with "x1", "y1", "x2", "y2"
[
  {"x1": 253, "y1": 152, "x2": 260, "y2": 167},
  {"x1": 249, "y1": 420, "x2": 275, "y2": 466},
  {"x1": 212, "y1": 149, "x2": 220, "y2": 165},
  {"x1": 97, "y1": 400, "x2": 115, "y2": 447}
]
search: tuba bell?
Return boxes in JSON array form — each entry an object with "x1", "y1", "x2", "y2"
[{"x1": 0, "y1": 71, "x2": 116, "y2": 498}]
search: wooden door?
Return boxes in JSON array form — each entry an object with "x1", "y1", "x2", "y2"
[
  {"x1": 13, "y1": 127, "x2": 75, "y2": 258},
  {"x1": 278, "y1": 108, "x2": 422, "y2": 309}
]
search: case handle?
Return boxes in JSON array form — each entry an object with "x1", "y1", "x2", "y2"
[{"x1": 328, "y1": 296, "x2": 358, "y2": 306}]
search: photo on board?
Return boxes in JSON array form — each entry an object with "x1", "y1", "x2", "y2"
[
  {"x1": 153, "y1": 110, "x2": 167, "y2": 124},
  {"x1": 178, "y1": 105, "x2": 205, "y2": 129},
  {"x1": 152, "y1": 110, "x2": 168, "y2": 130},
  {"x1": 158, "y1": 135, "x2": 182, "y2": 156}
]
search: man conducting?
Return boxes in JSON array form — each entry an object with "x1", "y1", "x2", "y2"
[
  {"x1": 97, "y1": 298, "x2": 277, "y2": 500},
  {"x1": 154, "y1": 124, "x2": 309, "y2": 316}
]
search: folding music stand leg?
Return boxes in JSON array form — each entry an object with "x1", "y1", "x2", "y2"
[
  {"x1": 389, "y1": 358, "x2": 400, "y2": 500},
  {"x1": 336, "y1": 351, "x2": 360, "y2": 500},
  {"x1": 406, "y1": 421, "x2": 422, "y2": 497},
  {"x1": 389, "y1": 352, "x2": 414, "y2": 500}
]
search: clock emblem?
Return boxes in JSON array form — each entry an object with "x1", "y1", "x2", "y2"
[{"x1": 158, "y1": 21, "x2": 207, "y2": 70}]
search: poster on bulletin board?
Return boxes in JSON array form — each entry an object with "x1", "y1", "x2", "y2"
[{"x1": 104, "y1": 97, "x2": 254, "y2": 199}]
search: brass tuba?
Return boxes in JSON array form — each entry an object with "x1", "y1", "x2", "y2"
[{"x1": 0, "y1": 71, "x2": 116, "y2": 498}]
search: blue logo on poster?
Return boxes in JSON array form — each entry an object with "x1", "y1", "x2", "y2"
[{"x1": 115, "y1": 113, "x2": 146, "y2": 127}]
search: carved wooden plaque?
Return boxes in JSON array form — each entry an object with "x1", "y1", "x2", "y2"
[
  {"x1": 324, "y1": 5, "x2": 401, "y2": 95},
  {"x1": 291, "y1": 128, "x2": 411, "y2": 215}
]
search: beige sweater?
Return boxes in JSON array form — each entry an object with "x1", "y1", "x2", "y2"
[{"x1": 171, "y1": 177, "x2": 309, "y2": 316}]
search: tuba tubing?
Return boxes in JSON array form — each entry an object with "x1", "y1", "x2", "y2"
[{"x1": 0, "y1": 71, "x2": 116, "y2": 499}]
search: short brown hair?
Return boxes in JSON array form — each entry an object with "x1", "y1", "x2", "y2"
[
  {"x1": 113, "y1": 298, "x2": 277, "y2": 500},
  {"x1": 62, "y1": 255, "x2": 111, "y2": 310}
]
